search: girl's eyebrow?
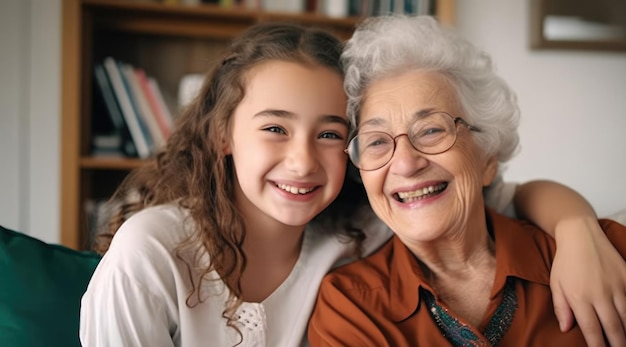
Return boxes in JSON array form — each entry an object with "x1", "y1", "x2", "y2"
[
  {"x1": 323, "y1": 115, "x2": 349, "y2": 128},
  {"x1": 253, "y1": 109, "x2": 349, "y2": 127},
  {"x1": 253, "y1": 109, "x2": 295, "y2": 119}
]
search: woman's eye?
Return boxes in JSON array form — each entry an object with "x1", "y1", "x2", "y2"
[
  {"x1": 262, "y1": 126, "x2": 286, "y2": 134},
  {"x1": 366, "y1": 136, "x2": 390, "y2": 148},
  {"x1": 420, "y1": 127, "x2": 445, "y2": 137}
]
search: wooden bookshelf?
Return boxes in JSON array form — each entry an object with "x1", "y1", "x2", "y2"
[{"x1": 60, "y1": 0, "x2": 456, "y2": 250}]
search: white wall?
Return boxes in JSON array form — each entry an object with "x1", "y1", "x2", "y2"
[
  {"x1": 456, "y1": 1, "x2": 626, "y2": 217},
  {"x1": 0, "y1": 1, "x2": 623, "y2": 245},
  {"x1": 0, "y1": 0, "x2": 29, "y2": 235},
  {"x1": 0, "y1": 0, "x2": 60, "y2": 243}
]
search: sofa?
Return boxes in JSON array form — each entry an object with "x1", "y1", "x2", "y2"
[{"x1": 0, "y1": 225, "x2": 101, "y2": 347}]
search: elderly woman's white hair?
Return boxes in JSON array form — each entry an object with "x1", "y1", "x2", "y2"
[{"x1": 342, "y1": 15, "x2": 520, "y2": 165}]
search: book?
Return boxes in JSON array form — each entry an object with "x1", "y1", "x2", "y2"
[
  {"x1": 103, "y1": 56, "x2": 152, "y2": 158},
  {"x1": 136, "y1": 69, "x2": 174, "y2": 140},
  {"x1": 93, "y1": 63, "x2": 138, "y2": 157},
  {"x1": 117, "y1": 62, "x2": 156, "y2": 154},
  {"x1": 121, "y1": 64, "x2": 165, "y2": 151}
]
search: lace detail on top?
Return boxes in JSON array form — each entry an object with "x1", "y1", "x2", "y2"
[
  {"x1": 234, "y1": 303, "x2": 267, "y2": 346},
  {"x1": 235, "y1": 304, "x2": 265, "y2": 332},
  {"x1": 422, "y1": 278, "x2": 518, "y2": 347}
]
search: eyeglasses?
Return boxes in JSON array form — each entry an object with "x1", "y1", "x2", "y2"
[{"x1": 345, "y1": 112, "x2": 481, "y2": 171}]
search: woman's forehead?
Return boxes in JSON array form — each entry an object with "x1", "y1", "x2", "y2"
[{"x1": 359, "y1": 70, "x2": 460, "y2": 125}]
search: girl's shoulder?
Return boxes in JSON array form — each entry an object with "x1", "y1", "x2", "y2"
[
  {"x1": 106, "y1": 204, "x2": 192, "y2": 258},
  {"x1": 308, "y1": 206, "x2": 393, "y2": 269},
  {"x1": 353, "y1": 206, "x2": 393, "y2": 256}
]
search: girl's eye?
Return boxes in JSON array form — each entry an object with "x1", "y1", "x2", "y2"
[
  {"x1": 319, "y1": 131, "x2": 344, "y2": 140},
  {"x1": 262, "y1": 126, "x2": 286, "y2": 135}
]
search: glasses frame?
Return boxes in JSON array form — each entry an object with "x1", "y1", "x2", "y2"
[{"x1": 345, "y1": 112, "x2": 481, "y2": 171}]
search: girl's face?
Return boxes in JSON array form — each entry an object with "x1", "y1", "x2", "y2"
[{"x1": 226, "y1": 60, "x2": 349, "y2": 229}]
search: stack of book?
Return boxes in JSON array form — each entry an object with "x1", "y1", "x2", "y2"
[
  {"x1": 92, "y1": 57, "x2": 175, "y2": 158},
  {"x1": 167, "y1": 0, "x2": 433, "y2": 18}
]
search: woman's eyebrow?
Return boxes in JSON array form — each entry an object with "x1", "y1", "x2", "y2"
[
  {"x1": 412, "y1": 108, "x2": 437, "y2": 120},
  {"x1": 358, "y1": 107, "x2": 439, "y2": 130},
  {"x1": 359, "y1": 117, "x2": 386, "y2": 128}
]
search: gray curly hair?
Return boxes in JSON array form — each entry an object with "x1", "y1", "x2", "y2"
[{"x1": 342, "y1": 15, "x2": 520, "y2": 164}]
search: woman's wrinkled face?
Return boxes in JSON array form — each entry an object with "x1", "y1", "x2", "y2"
[
  {"x1": 225, "y1": 60, "x2": 349, "y2": 229},
  {"x1": 357, "y1": 70, "x2": 497, "y2": 245}
]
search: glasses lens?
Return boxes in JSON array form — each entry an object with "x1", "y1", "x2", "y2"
[
  {"x1": 409, "y1": 112, "x2": 456, "y2": 154},
  {"x1": 348, "y1": 132, "x2": 394, "y2": 170}
]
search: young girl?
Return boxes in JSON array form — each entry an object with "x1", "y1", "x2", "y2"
[{"x1": 80, "y1": 22, "x2": 626, "y2": 347}]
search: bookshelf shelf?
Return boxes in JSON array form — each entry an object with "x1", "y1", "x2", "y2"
[
  {"x1": 81, "y1": 157, "x2": 147, "y2": 170},
  {"x1": 61, "y1": 0, "x2": 456, "y2": 250}
]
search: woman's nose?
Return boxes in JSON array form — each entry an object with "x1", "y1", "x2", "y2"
[{"x1": 389, "y1": 136, "x2": 429, "y2": 175}]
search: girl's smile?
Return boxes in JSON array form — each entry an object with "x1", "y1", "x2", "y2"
[{"x1": 226, "y1": 60, "x2": 349, "y2": 228}]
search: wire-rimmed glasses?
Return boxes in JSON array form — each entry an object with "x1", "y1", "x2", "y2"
[{"x1": 345, "y1": 112, "x2": 481, "y2": 171}]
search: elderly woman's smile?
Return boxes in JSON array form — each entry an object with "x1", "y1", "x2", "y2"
[
  {"x1": 358, "y1": 70, "x2": 498, "y2": 245},
  {"x1": 394, "y1": 182, "x2": 448, "y2": 202}
]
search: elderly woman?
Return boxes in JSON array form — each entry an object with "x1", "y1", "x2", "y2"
[{"x1": 308, "y1": 15, "x2": 626, "y2": 347}]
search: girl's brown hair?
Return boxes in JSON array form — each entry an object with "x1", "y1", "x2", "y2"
[{"x1": 93, "y1": 22, "x2": 367, "y2": 341}]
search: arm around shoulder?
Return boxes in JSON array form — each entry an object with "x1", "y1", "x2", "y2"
[{"x1": 512, "y1": 181, "x2": 626, "y2": 347}]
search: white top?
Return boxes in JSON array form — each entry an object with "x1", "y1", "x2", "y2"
[{"x1": 80, "y1": 180, "x2": 515, "y2": 347}]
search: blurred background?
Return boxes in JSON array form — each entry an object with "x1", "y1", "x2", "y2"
[{"x1": 1, "y1": 0, "x2": 625, "y2": 245}]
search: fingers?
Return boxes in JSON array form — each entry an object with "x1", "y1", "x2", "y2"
[
  {"x1": 606, "y1": 293, "x2": 626, "y2": 347},
  {"x1": 551, "y1": 284, "x2": 575, "y2": 331},
  {"x1": 616, "y1": 292, "x2": 626, "y2": 333},
  {"x1": 571, "y1": 303, "x2": 607, "y2": 347},
  {"x1": 596, "y1": 301, "x2": 626, "y2": 347}
]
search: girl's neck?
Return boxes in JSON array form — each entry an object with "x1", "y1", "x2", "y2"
[
  {"x1": 243, "y1": 221, "x2": 305, "y2": 261},
  {"x1": 239, "y1": 217, "x2": 306, "y2": 303}
]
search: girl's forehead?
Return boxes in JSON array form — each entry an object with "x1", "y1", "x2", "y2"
[{"x1": 233, "y1": 59, "x2": 347, "y2": 125}]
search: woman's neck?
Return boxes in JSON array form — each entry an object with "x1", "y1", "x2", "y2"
[{"x1": 411, "y1": 219, "x2": 497, "y2": 326}]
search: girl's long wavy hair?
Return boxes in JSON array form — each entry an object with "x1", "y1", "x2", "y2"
[{"x1": 93, "y1": 22, "x2": 367, "y2": 342}]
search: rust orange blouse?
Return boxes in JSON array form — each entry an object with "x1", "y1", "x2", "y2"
[{"x1": 308, "y1": 211, "x2": 626, "y2": 347}]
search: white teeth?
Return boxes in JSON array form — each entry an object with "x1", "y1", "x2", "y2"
[
  {"x1": 277, "y1": 183, "x2": 315, "y2": 195},
  {"x1": 397, "y1": 183, "x2": 445, "y2": 200}
]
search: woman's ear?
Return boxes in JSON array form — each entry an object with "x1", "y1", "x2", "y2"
[{"x1": 482, "y1": 155, "x2": 499, "y2": 187}]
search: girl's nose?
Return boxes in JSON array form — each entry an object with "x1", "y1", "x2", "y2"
[{"x1": 285, "y1": 141, "x2": 319, "y2": 177}]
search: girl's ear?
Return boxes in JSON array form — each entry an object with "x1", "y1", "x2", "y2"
[
  {"x1": 482, "y1": 155, "x2": 498, "y2": 187},
  {"x1": 222, "y1": 138, "x2": 232, "y2": 155}
]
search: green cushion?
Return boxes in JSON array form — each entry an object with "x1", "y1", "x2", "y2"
[{"x1": 0, "y1": 225, "x2": 101, "y2": 347}]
